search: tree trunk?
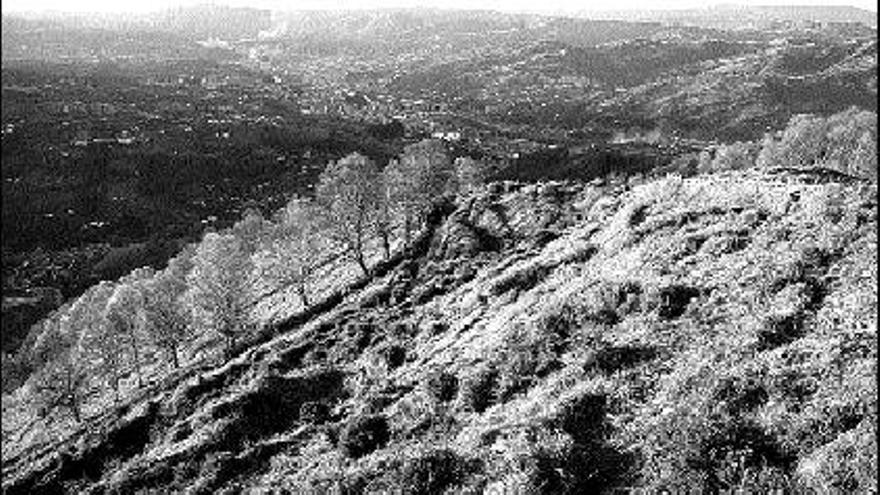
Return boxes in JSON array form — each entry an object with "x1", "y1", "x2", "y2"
[
  {"x1": 298, "y1": 281, "x2": 310, "y2": 309},
  {"x1": 69, "y1": 393, "x2": 81, "y2": 423},
  {"x1": 65, "y1": 367, "x2": 81, "y2": 423},
  {"x1": 132, "y1": 354, "x2": 143, "y2": 389},
  {"x1": 225, "y1": 334, "x2": 236, "y2": 361},
  {"x1": 353, "y1": 233, "x2": 368, "y2": 276},
  {"x1": 127, "y1": 326, "x2": 143, "y2": 389},
  {"x1": 379, "y1": 227, "x2": 391, "y2": 261},
  {"x1": 403, "y1": 214, "x2": 412, "y2": 247},
  {"x1": 170, "y1": 345, "x2": 180, "y2": 370},
  {"x1": 355, "y1": 250, "x2": 368, "y2": 276},
  {"x1": 112, "y1": 374, "x2": 120, "y2": 405}
]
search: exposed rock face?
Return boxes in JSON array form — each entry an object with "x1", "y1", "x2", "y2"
[{"x1": 2, "y1": 170, "x2": 876, "y2": 494}]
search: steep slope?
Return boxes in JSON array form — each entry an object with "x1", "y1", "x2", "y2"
[{"x1": 2, "y1": 169, "x2": 876, "y2": 493}]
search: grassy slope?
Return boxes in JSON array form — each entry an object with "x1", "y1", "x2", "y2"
[{"x1": 2, "y1": 169, "x2": 876, "y2": 493}]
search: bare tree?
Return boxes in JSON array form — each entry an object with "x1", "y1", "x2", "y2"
[
  {"x1": 30, "y1": 281, "x2": 116, "y2": 418},
  {"x1": 104, "y1": 284, "x2": 148, "y2": 389},
  {"x1": 315, "y1": 153, "x2": 381, "y2": 275},
  {"x1": 183, "y1": 232, "x2": 253, "y2": 360},
  {"x1": 375, "y1": 172, "x2": 395, "y2": 260},
  {"x1": 231, "y1": 207, "x2": 273, "y2": 254},
  {"x1": 31, "y1": 348, "x2": 88, "y2": 423},
  {"x1": 389, "y1": 140, "x2": 455, "y2": 243},
  {"x1": 140, "y1": 272, "x2": 191, "y2": 371},
  {"x1": 382, "y1": 158, "x2": 417, "y2": 246},
  {"x1": 138, "y1": 244, "x2": 197, "y2": 370},
  {"x1": 255, "y1": 196, "x2": 325, "y2": 309},
  {"x1": 78, "y1": 316, "x2": 126, "y2": 405}
]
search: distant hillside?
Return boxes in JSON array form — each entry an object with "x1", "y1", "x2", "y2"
[
  {"x1": 0, "y1": 15, "x2": 234, "y2": 62},
  {"x1": 382, "y1": 22, "x2": 876, "y2": 141},
  {"x1": 147, "y1": 5, "x2": 273, "y2": 41},
  {"x1": 582, "y1": 5, "x2": 878, "y2": 29},
  {"x1": 1, "y1": 5, "x2": 273, "y2": 52},
  {"x1": 268, "y1": 9, "x2": 664, "y2": 48},
  {"x1": 597, "y1": 37, "x2": 877, "y2": 141}
]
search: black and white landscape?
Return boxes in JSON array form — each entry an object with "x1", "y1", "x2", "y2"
[{"x1": 1, "y1": 2, "x2": 876, "y2": 493}]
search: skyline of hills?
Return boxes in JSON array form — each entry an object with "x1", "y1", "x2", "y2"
[
  {"x1": 2, "y1": 4, "x2": 877, "y2": 36},
  {"x1": 581, "y1": 4, "x2": 877, "y2": 27}
]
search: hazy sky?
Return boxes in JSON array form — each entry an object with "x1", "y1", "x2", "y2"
[{"x1": 2, "y1": 0, "x2": 877, "y2": 14}]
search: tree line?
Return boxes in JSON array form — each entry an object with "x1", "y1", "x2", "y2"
[
  {"x1": 692, "y1": 107, "x2": 876, "y2": 180},
  {"x1": 21, "y1": 140, "x2": 485, "y2": 423}
]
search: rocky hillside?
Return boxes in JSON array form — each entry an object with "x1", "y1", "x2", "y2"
[{"x1": 2, "y1": 167, "x2": 876, "y2": 493}]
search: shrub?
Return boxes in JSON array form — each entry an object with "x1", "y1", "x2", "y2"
[
  {"x1": 563, "y1": 243, "x2": 599, "y2": 264},
  {"x1": 795, "y1": 419, "x2": 877, "y2": 493},
  {"x1": 425, "y1": 371, "x2": 459, "y2": 403},
  {"x1": 712, "y1": 376, "x2": 769, "y2": 415},
  {"x1": 557, "y1": 393, "x2": 608, "y2": 444},
  {"x1": 642, "y1": 405, "x2": 795, "y2": 493},
  {"x1": 452, "y1": 156, "x2": 486, "y2": 196},
  {"x1": 299, "y1": 401, "x2": 330, "y2": 425},
  {"x1": 667, "y1": 152, "x2": 701, "y2": 177},
  {"x1": 337, "y1": 322, "x2": 377, "y2": 358},
  {"x1": 584, "y1": 283, "x2": 625, "y2": 325},
  {"x1": 396, "y1": 448, "x2": 468, "y2": 494},
  {"x1": 709, "y1": 142, "x2": 758, "y2": 172},
  {"x1": 457, "y1": 364, "x2": 499, "y2": 413},
  {"x1": 381, "y1": 344, "x2": 407, "y2": 370},
  {"x1": 495, "y1": 327, "x2": 563, "y2": 403},
  {"x1": 588, "y1": 344, "x2": 658, "y2": 374},
  {"x1": 615, "y1": 281, "x2": 644, "y2": 316},
  {"x1": 339, "y1": 414, "x2": 390, "y2": 458},
  {"x1": 647, "y1": 284, "x2": 702, "y2": 320},
  {"x1": 536, "y1": 304, "x2": 578, "y2": 343},
  {"x1": 757, "y1": 314, "x2": 804, "y2": 350},
  {"x1": 542, "y1": 282, "x2": 637, "y2": 337},
  {"x1": 691, "y1": 419, "x2": 795, "y2": 492},
  {"x1": 490, "y1": 263, "x2": 554, "y2": 296},
  {"x1": 489, "y1": 428, "x2": 576, "y2": 494},
  {"x1": 422, "y1": 319, "x2": 448, "y2": 336}
]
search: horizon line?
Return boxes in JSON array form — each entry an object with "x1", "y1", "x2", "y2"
[{"x1": 2, "y1": 3, "x2": 877, "y2": 15}]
